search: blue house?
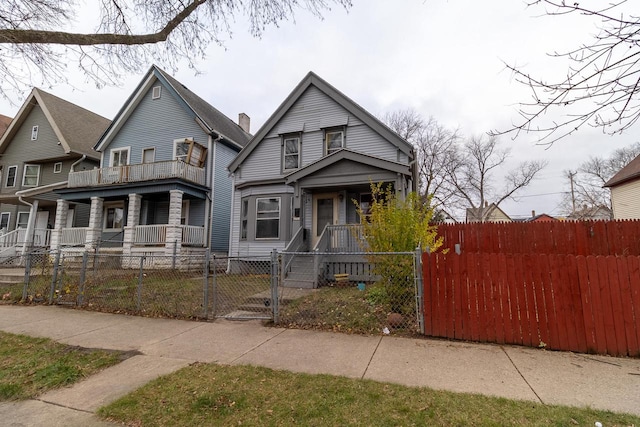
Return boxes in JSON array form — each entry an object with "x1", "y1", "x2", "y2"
[{"x1": 56, "y1": 66, "x2": 251, "y2": 264}]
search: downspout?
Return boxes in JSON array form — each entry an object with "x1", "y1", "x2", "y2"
[
  {"x1": 70, "y1": 154, "x2": 86, "y2": 172},
  {"x1": 207, "y1": 134, "x2": 222, "y2": 251},
  {"x1": 18, "y1": 196, "x2": 38, "y2": 257}
]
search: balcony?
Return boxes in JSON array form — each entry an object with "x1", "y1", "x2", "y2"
[{"x1": 68, "y1": 160, "x2": 206, "y2": 188}]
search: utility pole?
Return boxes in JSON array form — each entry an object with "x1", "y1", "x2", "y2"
[{"x1": 567, "y1": 170, "x2": 577, "y2": 215}]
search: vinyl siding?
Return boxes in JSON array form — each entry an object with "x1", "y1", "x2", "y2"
[
  {"x1": 229, "y1": 184, "x2": 293, "y2": 256},
  {"x1": 104, "y1": 78, "x2": 209, "y2": 166},
  {"x1": 237, "y1": 85, "x2": 402, "y2": 185},
  {"x1": 0, "y1": 105, "x2": 70, "y2": 194},
  {"x1": 211, "y1": 142, "x2": 238, "y2": 251},
  {"x1": 611, "y1": 180, "x2": 640, "y2": 219}
]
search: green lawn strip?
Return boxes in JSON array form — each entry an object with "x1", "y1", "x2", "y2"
[
  {"x1": 99, "y1": 363, "x2": 639, "y2": 427},
  {"x1": 0, "y1": 331, "x2": 129, "y2": 400}
]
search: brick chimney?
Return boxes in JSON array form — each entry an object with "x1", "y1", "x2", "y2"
[
  {"x1": 238, "y1": 113, "x2": 250, "y2": 134},
  {"x1": 531, "y1": 210, "x2": 536, "y2": 217}
]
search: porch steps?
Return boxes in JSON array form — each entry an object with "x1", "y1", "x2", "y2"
[
  {"x1": 0, "y1": 268, "x2": 38, "y2": 286},
  {"x1": 234, "y1": 287, "x2": 316, "y2": 314},
  {"x1": 283, "y1": 255, "x2": 317, "y2": 289}
]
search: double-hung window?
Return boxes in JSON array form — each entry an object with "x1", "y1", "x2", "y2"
[
  {"x1": 240, "y1": 199, "x2": 248, "y2": 240},
  {"x1": 16, "y1": 212, "x2": 29, "y2": 229},
  {"x1": 283, "y1": 136, "x2": 300, "y2": 171},
  {"x1": 325, "y1": 129, "x2": 344, "y2": 155},
  {"x1": 22, "y1": 164, "x2": 40, "y2": 187},
  {"x1": 255, "y1": 197, "x2": 280, "y2": 239},
  {"x1": 104, "y1": 204, "x2": 124, "y2": 230},
  {"x1": 5, "y1": 165, "x2": 17, "y2": 188},
  {"x1": 111, "y1": 148, "x2": 129, "y2": 167},
  {"x1": 0, "y1": 213, "x2": 9, "y2": 230}
]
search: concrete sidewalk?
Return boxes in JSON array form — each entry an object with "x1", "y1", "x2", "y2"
[{"x1": 0, "y1": 306, "x2": 639, "y2": 426}]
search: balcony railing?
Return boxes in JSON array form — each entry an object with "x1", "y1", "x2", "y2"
[
  {"x1": 68, "y1": 160, "x2": 206, "y2": 188},
  {"x1": 314, "y1": 224, "x2": 366, "y2": 252}
]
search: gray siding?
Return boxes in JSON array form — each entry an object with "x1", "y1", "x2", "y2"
[
  {"x1": 73, "y1": 203, "x2": 91, "y2": 227},
  {"x1": 0, "y1": 105, "x2": 70, "y2": 194},
  {"x1": 237, "y1": 85, "x2": 402, "y2": 185},
  {"x1": 188, "y1": 199, "x2": 206, "y2": 226},
  {"x1": 210, "y1": 142, "x2": 238, "y2": 251},
  {"x1": 104, "y1": 78, "x2": 209, "y2": 166}
]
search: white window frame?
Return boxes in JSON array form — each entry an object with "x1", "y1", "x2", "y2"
[
  {"x1": 152, "y1": 85, "x2": 162, "y2": 99},
  {"x1": 173, "y1": 139, "x2": 192, "y2": 162},
  {"x1": 31, "y1": 126, "x2": 39, "y2": 141},
  {"x1": 110, "y1": 147, "x2": 130, "y2": 167},
  {"x1": 103, "y1": 203, "x2": 125, "y2": 231},
  {"x1": 0, "y1": 212, "x2": 9, "y2": 230},
  {"x1": 22, "y1": 164, "x2": 40, "y2": 187},
  {"x1": 16, "y1": 212, "x2": 29, "y2": 229},
  {"x1": 181, "y1": 200, "x2": 190, "y2": 225},
  {"x1": 255, "y1": 197, "x2": 280, "y2": 240},
  {"x1": 325, "y1": 129, "x2": 345, "y2": 155},
  {"x1": 5, "y1": 165, "x2": 17, "y2": 188},
  {"x1": 142, "y1": 147, "x2": 156, "y2": 164},
  {"x1": 283, "y1": 136, "x2": 301, "y2": 171},
  {"x1": 53, "y1": 162, "x2": 63, "y2": 174},
  {"x1": 240, "y1": 198, "x2": 248, "y2": 240}
]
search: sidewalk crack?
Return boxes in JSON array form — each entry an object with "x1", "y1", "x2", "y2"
[
  {"x1": 229, "y1": 328, "x2": 288, "y2": 364},
  {"x1": 361, "y1": 336, "x2": 383, "y2": 380},
  {"x1": 501, "y1": 346, "x2": 544, "y2": 404}
]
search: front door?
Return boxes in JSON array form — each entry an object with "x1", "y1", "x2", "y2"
[
  {"x1": 312, "y1": 193, "x2": 339, "y2": 247},
  {"x1": 34, "y1": 211, "x2": 50, "y2": 246}
]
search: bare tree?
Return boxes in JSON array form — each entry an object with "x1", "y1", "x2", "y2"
[
  {"x1": 562, "y1": 141, "x2": 640, "y2": 214},
  {"x1": 493, "y1": 1, "x2": 640, "y2": 145},
  {"x1": 0, "y1": 0, "x2": 350, "y2": 99},
  {"x1": 445, "y1": 135, "x2": 548, "y2": 222},
  {"x1": 382, "y1": 109, "x2": 460, "y2": 218}
]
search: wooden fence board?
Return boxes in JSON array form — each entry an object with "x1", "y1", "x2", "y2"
[
  {"x1": 607, "y1": 256, "x2": 628, "y2": 356},
  {"x1": 468, "y1": 253, "x2": 480, "y2": 342},
  {"x1": 549, "y1": 255, "x2": 570, "y2": 351},
  {"x1": 505, "y1": 254, "x2": 521, "y2": 345},
  {"x1": 627, "y1": 256, "x2": 640, "y2": 356}
]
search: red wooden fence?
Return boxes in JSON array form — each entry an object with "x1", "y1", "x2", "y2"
[
  {"x1": 437, "y1": 220, "x2": 640, "y2": 256},
  {"x1": 422, "y1": 252, "x2": 640, "y2": 357}
]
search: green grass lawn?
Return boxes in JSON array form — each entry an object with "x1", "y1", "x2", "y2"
[
  {"x1": 99, "y1": 363, "x2": 640, "y2": 427},
  {"x1": 0, "y1": 331, "x2": 127, "y2": 400}
]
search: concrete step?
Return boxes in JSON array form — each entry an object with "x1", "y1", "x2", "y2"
[
  {"x1": 283, "y1": 278, "x2": 316, "y2": 289},
  {"x1": 285, "y1": 271, "x2": 315, "y2": 281}
]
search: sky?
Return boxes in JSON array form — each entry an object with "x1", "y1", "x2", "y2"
[{"x1": 1, "y1": 0, "x2": 637, "y2": 221}]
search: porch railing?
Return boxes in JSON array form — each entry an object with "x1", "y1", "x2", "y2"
[
  {"x1": 68, "y1": 160, "x2": 206, "y2": 187},
  {"x1": 0, "y1": 228, "x2": 51, "y2": 248},
  {"x1": 313, "y1": 224, "x2": 366, "y2": 252},
  {"x1": 60, "y1": 227, "x2": 88, "y2": 246},
  {"x1": 133, "y1": 224, "x2": 205, "y2": 247}
]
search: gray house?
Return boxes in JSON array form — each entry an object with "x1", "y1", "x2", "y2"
[
  {"x1": 228, "y1": 72, "x2": 415, "y2": 284},
  {"x1": 56, "y1": 66, "x2": 250, "y2": 264},
  {"x1": 0, "y1": 89, "x2": 109, "y2": 257}
]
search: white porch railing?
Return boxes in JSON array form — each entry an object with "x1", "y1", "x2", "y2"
[
  {"x1": 0, "y1": 228, "x2": 51, "y2": 248},
  {"x1": 133, "y1": 224, "x2": 205, "y2": 247},
  {"x1": 68, "y1": 160, "x2": 206, "y2": 187},
  {"x1": 60, "y1": 227, "x2": 89, "y2": 246},
  {"x1": 314, "y1": 224, "x2": 366, "y2": 252},
  {"x1": 181, "y1": 225, "x2": 205, "y2": 246}
]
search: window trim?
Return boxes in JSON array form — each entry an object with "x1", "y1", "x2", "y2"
[
  {"x1": 325, "y1": 128, "x2": 345, "y2": 155},
  {"x1": 282, "y1": 135, "x2": 301, "y2": 171},
  {"x1": 255, "y1": 197, "x2": 280, "y2": 240},
  {"x1": 5, "y1": 165, "x2": 17, "y2": 188},
  {"x1": 110, "y1": 147, "x2": 130, "y2": 167},
  {"x1": 103, "y1": 203, "x2": 125, "y2": 231},
  {"x1": 142, "y1": 147, "x2": 156, "y2": 164},
  {"x1": 22, "y1": 164, "x2": 40, "y2": 187},
  {"x1": 152, "y1": 85, "x2": 162, "y2": 99},
  {"x1": 16, "y1": 212, "x2": 29, "y2": 229},
  {"x1": 0, "y1": 212, "x2": 9, "y2": 230},
  {"x1": 53, "y1": 162, "x2": 63, "y2": 174},
  {"x1": 31, "y1": 126, "x2": 39, "y2": 141},
  {"x1": 240, "y1": 198, "x2": 248, "y2": 240}
]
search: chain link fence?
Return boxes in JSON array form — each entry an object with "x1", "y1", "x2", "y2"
[{"x1": 5, "y1": 248, "x2": 424, "y2": 335}]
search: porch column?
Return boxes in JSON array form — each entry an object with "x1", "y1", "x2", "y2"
[
  {"x1": 85, "y1": 197, "x2": 103, "y2": 250},
  {"x1": 50, "y1": 199, "x2": 69, "y2": 250},
  {"x1": 123, "y1": 193, "x2": 142, "y2": 256},
  {"x1": 21, "y1": 200, "x2": 38, "y2": 255},
  {"x1": 165, "y1": 190, "x2": 183, "y2": 256}
]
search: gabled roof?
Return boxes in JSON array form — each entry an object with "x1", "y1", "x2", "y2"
[
  {"x1": 0, "y1": 114, "x2": 12, "y2": 137},
  {"x1": 465, "y1": 203, "x2": 511, "y2": 222},
  {"x1": 229, "y1": 71, "x2": 413, "y2": 173},
  {"x1": 0, "y1": 89, "x2": 110, "y2": 159},
  {"x1": 284, "y1": 149, "x2": 411, "y2": 184},
  {"x1": 604, "y1": 153, "x2": 640, "y2": 187},
  {"x1": 95, "y1": 65, "x2": 250, "y2": 152}
]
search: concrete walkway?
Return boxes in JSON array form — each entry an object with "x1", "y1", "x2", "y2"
[{"x1": 0, "y1": 305, "x2": 639, "y2": 426}]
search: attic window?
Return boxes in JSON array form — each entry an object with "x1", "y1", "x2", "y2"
[
  {"x1": 31, "y1": 126, "x2": 38, "y2": 140},
  {"x1": 53, "y1": 162, "x2": 62, "y2": 174},
  {"x1": 152, "y1": 85, "x2": 162, "y2": 99}
]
